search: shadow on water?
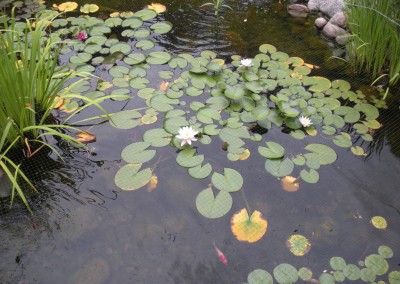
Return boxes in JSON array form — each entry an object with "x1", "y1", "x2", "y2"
[{"x1": 1, "y1": 0, "x2": 400, "y2": 283}]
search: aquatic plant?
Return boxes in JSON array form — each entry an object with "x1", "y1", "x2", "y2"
[
  {"x1": 201, "y1": 0, "x2": 233, "y2": 16},
  {"x1": 176, "y1": 126, "x2": 199, "y2": 146},
  {"x1": 345, "y1": 0, "x2": 400, "y2": 94}
]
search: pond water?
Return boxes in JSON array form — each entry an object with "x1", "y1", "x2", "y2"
[{"x1": 1, "y1": 0, "x2": 400, "y2": 283}]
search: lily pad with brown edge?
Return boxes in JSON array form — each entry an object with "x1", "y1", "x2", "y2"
[
  {"x1": 370, "y1": 216, "x2": 387, "y2": 229},
  {"x1": 231, "y1": 208, "x2": 268, "y2": 243},
  {"x1": 75, "y1": 131, "x2": 96, "y2": 143},
  {"x1": 286, "y1": 234, "x2": 311, "y2": 256},
  {"x1": 147, "y1": 2, "x2": 166, "y2": 13},
  {"x1": 281, "y1": 176, "x2": 300, "y2": 192},
  {"x1": 115, "y1": 164, "x2": 152, "y2": 191},
  {"x1": 211, "y1": 168, "x2": 243, "y2": 192},
  {"x1": 196, "y1": 187, "x2": 232, "y2": 219}
]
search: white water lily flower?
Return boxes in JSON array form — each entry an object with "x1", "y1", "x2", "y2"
[
  {"x1": 299, "y1": 116, "x2": 313, "y2": 128},
  {"x1": 240, "y1": 58, "x2": 253, "y2": 67},
  {"x1": 176, "y1": 126, "x2": 199, "y2": 146}
]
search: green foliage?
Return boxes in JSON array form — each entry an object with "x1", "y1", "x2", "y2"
[
  {"x1": 346, "y1": 0, "x2": 400, "y2": 89},
  {"x1": 200, "y1": 0, "x2": 233, "y2": 16}
]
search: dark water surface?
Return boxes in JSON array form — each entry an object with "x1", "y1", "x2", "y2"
[{"x1": 1, "y1": 0, "x2": 400, "y2": 283}]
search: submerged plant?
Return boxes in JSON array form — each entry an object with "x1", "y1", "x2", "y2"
[{"x1": 201, "y1": 0, "x2": 233, "y2": 16}]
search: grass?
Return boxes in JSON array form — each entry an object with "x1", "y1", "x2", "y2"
[
  {"x1": 345, "y1": 0, "x2": 400, "y2": 92},
  {"x1": 0, "y1": 10, "x2": 128, "y2": 211},
  {"x1": 201, "y1": 0, "x2": 233, "y2": 16}
]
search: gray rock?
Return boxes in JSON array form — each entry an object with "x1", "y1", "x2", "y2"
[
  {"x1": 308, "y1": 0, "x2": 345, "y2": 17},
  {"x1": 329, "y1": 12, "x2": 346, "y2": 28},
  {"x1": 322, "y1": 22, "x2": 347, "y2": 38},
  {"x1": 336, "y1": 33, "x2": 351, "y2": 45},
  {"x1": 287, "y1": 4, "x2": 309, "y2": 18},
  {"x1": 315, "y1": 17, "x2": 328, "y2": 29}
]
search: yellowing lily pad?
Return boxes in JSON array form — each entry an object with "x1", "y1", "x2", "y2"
[
  {"x1": 80, "y1": 4, "x2": 99, "y2": 13},
  {"x1": 57, "y1": 1, "x2": 78, "y2": 12},
  {"x1": 281, "y1": 176, "x2": 299, "y2": 192},
  {"x1": 75, "y1": 131, "x2": 96, "y2": 143},
  {"x1": 371, "y1": 216, "x2": 387, "y2": 229},
  {"x1": 231, "y1": 208, "x2": 268, "y2": 243},
  {"x1": 286, "y1": 234, "x2": 311, "y2": 256},
  {"x1": 239, "y1": 149, "x2": 250, "y2": 160},
  {"x1": 141, "y1": 113, "x2": 158, "y2": 125},
  {"x1": 147, "y1": 175, "x2": 158, "y2": 192},
  {"x1": 147, "y1": 3, "x2": 166, "y2": 13}
]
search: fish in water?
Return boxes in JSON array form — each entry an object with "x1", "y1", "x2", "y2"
[{"x1": 213, "y1": 242, "x2": 228, "y2": 265}]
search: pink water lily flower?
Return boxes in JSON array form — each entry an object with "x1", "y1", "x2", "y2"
[
  {"x1": 75, "y1": 32, "x2": 88, "y2": 41},
  {"x1": 176, "y1": 126, "x2": 199, "y2": 146}
]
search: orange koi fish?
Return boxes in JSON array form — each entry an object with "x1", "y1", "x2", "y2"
[{"x1": 213, "y1": 242, "x2": 228, "y2": 265}]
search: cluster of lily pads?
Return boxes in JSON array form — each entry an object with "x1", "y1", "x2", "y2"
[
  {"x1": 245, "y1": 245, "x2": 400, "y2": 284},
  {"x1": 3, "y1": 0, "x2": 392, "y2": 265},
  {"x1": 5, "y1": 0, "x2": 387, "y2": 237}
]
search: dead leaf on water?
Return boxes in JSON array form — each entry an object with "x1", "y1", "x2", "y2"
[
  {"x1": 56, "y1": 1, "x2": 78, "y2": 12},
  {"x1": 147, "y1": 175, "x2": 158, "y2": 192},
  {"x1": 281, "y1": 176, "x2": 299, "y2": 192},
  {"x1": 76, "y1": 131, "x2": 96, "y2": 143},
  {"x1": 159, "y1": 81, "x2": 169, "y2": 91},
  {"x1": 238, "y1": 149, "x2": 250, "y2": 160},
  {"x1": 304, "y1": 63, "x2": 320, "y2": 69},
  {"x1": 371, "y1": 216, "x2": 387, "y2": 229},
  {"x1": 141, "y1": 113, "x2": 158, "y2": 125},
  {"x1": 147, "y1": 3, "x2": 166, "y2": 13},
  {"x1": 231, "y1": 208, "x2": 268, "y2": 243},
  {"x1": 286, "y1": 234, "x2": 311, "y2": 256}
]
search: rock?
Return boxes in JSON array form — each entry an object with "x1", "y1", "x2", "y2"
[
  {"x1": 336, "y1": 33, "x2": 351, "y2": 45},
  {"x1": 308, "y1": 0, "x2": 345, "y2": 17},
  {"x1": 0, "y1": 168, "x2": 12, "y2": 198},
  {"x1": 329, "y1": 12, "x2": 346, "y2": 28},
  {"x1": 315, "y1": 17, "x2": 328, "y2": 29},
  {"x1": 287, "y1": 4, "x2": 309, "y2": 18},
  {"x1": 322, "y1": 22, "x2": 347, "y2": 39}
]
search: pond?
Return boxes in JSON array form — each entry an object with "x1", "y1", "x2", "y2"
[{"x1": 1, "y1": 0, "x2": 400, "y2": 283}]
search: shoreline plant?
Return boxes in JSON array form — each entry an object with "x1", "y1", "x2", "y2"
[{"x1": 345, "y1": 0, "x2": 400, "y2": 97}]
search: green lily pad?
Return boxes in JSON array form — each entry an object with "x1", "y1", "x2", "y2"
[
  {"x1": 319, "y1": 273, "x2": 335, "y2": 284},
  {"x1": 136, "y1": 39, "x2": 155, "y2": 50},
  {"x1": 300, "y1": 169, "x2": 319, "y2": 183},
  {"x1": 360, "y1": 268, "x2": 376, "y2": 282},
  {"x1": 258, "y1": 141, "x2": 285, "y2": 159},
  {"x1": 70, "y1": 52, "x2": 92, "y2": 64},
  {"x1": 389, "y1": 271, "x2": 400, "y2": 284},
  {"x1": 334, "y1": 106, "x2": 360, "y2": 123},
  {"x1": 248, "y1": 269, "x2": 273, "y2": 284},
  {"x1": 304, "y1": 144, "x2": 337, "y2": 165},
  {"x1": 351, "y1": 146, "x2": 365, "y2": 156},
  {"x1": 365, "y1": 254, "x2": 389, "y2": 276},
  {"x1": 146, "y1": 51, "x2": 172, "y2": 65},
  {"x1": 265, "y1": 158, "x2": 294, "y2": 177},
  {"x1": 343, "y1": 264, "x2": 361, "y2": 280},
  {"x1": 105, "y1": 17, "x2": 123, "y2": 27},
  {"x1": 298, "y1": 267, "x2": 312, "y2": 281},
  {"x1": 188, "y1": 163, "x2": 213, "y2": 179},
  {"x1": 225, "y1": 84, "x2": 247, "y2": 99},
  {"x1": 196, "y1": 187, "x2": 232, "y2": 219},
  {"x1": 197, "y1": 107, "x2": 221, "y2": 124},
  {"x1": 273, "y1": 263, "x2": 298, "y2": 284},
  {"x1": 259, "y1": 44, "x2": 277, "y2": 54},
  {"x1": 150, "y1": 21, "x2": 173, "y2": 34},
  {"x1": 333, "y1": 132, "x2": 352, "y2": 148},
  {"x1": 109, "y1": 110, "x2": 141, "y2": 129},
  {"x1": 150, "y1": 94, "x2": 179, "y2": 112},
  {"x1": 134, "y1": 9, "x2": 157, "y2": 21},
  {"x1": 378, "y1": 245, "x2": 393, "y2": 258},
  {"x1": 330, "y1": 257, "x2": 347, "y2": 270},
  {"x1": 169, "y1": 57, "x2": 188, "y2": 69},
  {"x1": 121, "y1": 142, "x2": 156, "y2": 164},
  {"x1": 134, "y1": 29, "x2": 151, "y2": 38},
  {"x1": 122, "y1": 17, "x2": 143, "y2": 28},
  {"x1": 109, "y1": 42, "x2": 132, "y2": 54},
  {"x1": 143, "y1": 128, "x2": 171, "y2": 147},
  {"x1": 176, "y1": 148, "x2": 204, "y2": 168},
  {"x1": 115, "y1": 164, "x2": 152, "y2": 191},
  {"x1": 211, "y1": 168, "x2": 243, "y2": 192},
  {"x1": 303, "y1": 76, "x2": 331, "y2": 92},
  {"x1": 80, "y1": 4, "x2": 99, "y2": 13},
  {"x1": 354, "y1": 104, "x2": 380, "y2": 120}
]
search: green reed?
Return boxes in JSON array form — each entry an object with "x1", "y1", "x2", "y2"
[
  {"x1": 201, "y1": 0, "x2": 233, "y2": 16},
  {"x1": 345, "y1": 0, "x2": 400, "y2": 90}
]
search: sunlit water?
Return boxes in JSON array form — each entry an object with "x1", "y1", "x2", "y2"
[{"x1": 1, "y1": 0, "x2": 400, "y2": 283}]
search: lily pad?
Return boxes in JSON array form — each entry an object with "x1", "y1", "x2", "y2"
[
  {"x1": 258, "y1": 141, "x2": 285, "y2": 159},
  {"x1": 265, "y1": 158, "x2": 294, "y2": 177},
  {"x1": 330, "y1": 257, "x2": 347, "y2": 270},
  {"x1": 150, "y1": 21, "x2": 173, "y2": 34},
  {"x1": 248, "y1": 269, "x2": 273, "y2": 284},
  {"x1": 188, "y1": 163, "x2": 212, "y2": 179},
  {"x1": 109, "y1": 110, "x2": 141, "y2": 129},
  {"x1": 343, "y1": 264, "x2": 361, "y2": 280},
  {"x1": 196, "y1": 187, "x2": 232, "y2": 219},
  {"x1": 209, "y1": 168, "x2": 242, "y2": 193},
  {"x1": 304, "y1": 144, "x2": 337, "y2": 165},
  {"x1": 115, "y1": 164, "x2": 152, "y2": 191},
  {"x1": 121, "y1": 142, "x2": 156, "y2": 164},
  {"x1": 146, "y1": 51, "x2": 172, "y2": 65},
  {"x1": 176, "y1": 148, "x2": 204, "y2": 168},
  {"x1": 300, "y1": 169, "x2": 319, "y2": 183},
  {"x1": 273, "y1": 264, "x2": 298, "y2": 284},
  {"x1": 286, "y1": 234, "x2": 311, "y2": 256},
  {"x1": 143, "y1": 128, "x2": 171, "y2": 147},
  {"x1": 231, "y1": 208, "x2": 268, "y2": 243}
]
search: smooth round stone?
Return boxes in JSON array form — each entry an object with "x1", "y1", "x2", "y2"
[
  {"x1": 287, "y1": 4, "x2": 310, "y2": 18},
  {"x1": 330, "y1": 12, "x2": 346, "y2": 28},
  {"x1": 336, "y1": 33, "x2": 351, "y2": 45},
  {"x1": 322, "y1": 22, "x2": 347, "y2": 39},
  {"x1": 315, "y1": 17, "x2": 328, "y2": 29}
]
